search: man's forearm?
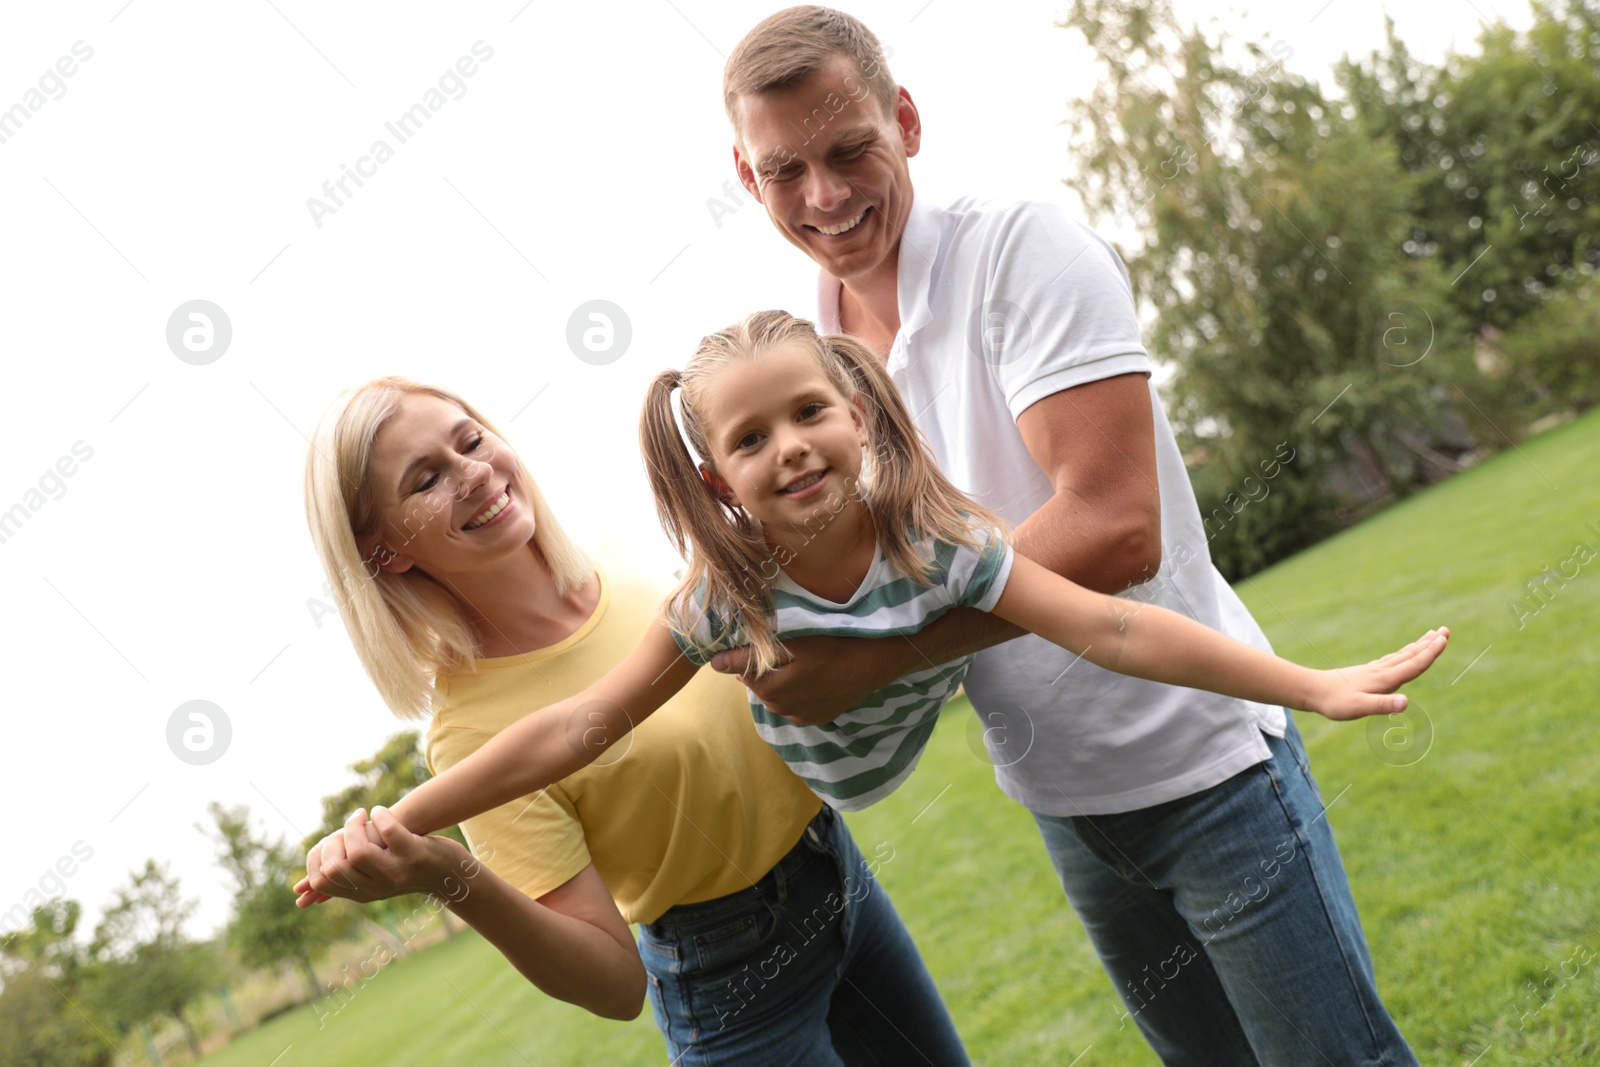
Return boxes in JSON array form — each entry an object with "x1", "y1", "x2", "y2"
[{"x1": 894, "y1": 606, "x2": 1024, "y2": 673}]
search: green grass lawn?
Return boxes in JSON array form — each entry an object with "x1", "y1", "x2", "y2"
[{"x1": 199, "y1": 410, "x2": 1600, "y2": 1066}]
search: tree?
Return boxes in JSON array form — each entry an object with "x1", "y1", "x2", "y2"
[
  {"x1": 1335, "y1": 1, "x2": 1600, "y2": 434},
  {"x1": 1062, "y1": 0, "x2": 1474, "y2": 577},
  {"x1": 87, "y1": 862, "x2": 216, "y2": 1061},
  {"x1": 301, "y1": 732, "x2": 467, "y2": 946},
  {"x1": 0, "y1": 901, "x2": 113, "y2": 1067},
  {"x1": 205, "y1": 803, "x2": 355, "y2": 999},
  {"x1": 1339, "y1": 1, "x2": 1600, "y2": 333}
]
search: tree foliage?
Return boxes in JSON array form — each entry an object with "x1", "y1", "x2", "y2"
[
  {"x1": 0, "y1": 902, "x2": 112, "y2": 1067},
  {"x1": 205, "y1": 804, "x2": 356, "y2": 999},
  {"x1": 301, "y1": 731, "x2": 465, "y2": 940},
  {"x1": 88, "y1": 862, "x2": 217, "y2": 1061},
  {"x1": 1060, "y1": 0, "x2": 1599, "y2": 576}
]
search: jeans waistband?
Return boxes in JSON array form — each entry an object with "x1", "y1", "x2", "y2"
[{"x1": 642, "y1": 805, "x2": 834, "y2": 936}]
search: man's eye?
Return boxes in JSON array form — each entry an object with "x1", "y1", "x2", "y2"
[{"x1": 838, "y1": 143, "x2": 868, "y2": 160}]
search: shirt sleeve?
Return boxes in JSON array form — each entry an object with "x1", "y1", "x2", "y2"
[
  {"x1": 665, "y1": 585, "x2": 746, "y2": 666},
  {"x1": 984, "y1": 201, "x2": 1154, "y2": 420},
  {"x1": 948, "y1": 525, "x2": 1016, "y2": 612},
  {"x1": 426, "y1": 723, "x2": 591, "y2": 904}
]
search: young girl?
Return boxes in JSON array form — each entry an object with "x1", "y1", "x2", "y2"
[{"x1": 381, "y1": 310, "x2": 1449, "y2": 833}]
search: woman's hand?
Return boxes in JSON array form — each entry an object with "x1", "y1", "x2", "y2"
[
  {"x1": 1305, "y1": 627, "x2": 1450, "y2": 721},
  {"x1": 293, "y1": 807, "x2": 468, "y2": 907}
]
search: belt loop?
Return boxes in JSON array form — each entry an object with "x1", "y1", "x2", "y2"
[{"x1": 771, "y1": 853, "x2": 788, "y2": 903}]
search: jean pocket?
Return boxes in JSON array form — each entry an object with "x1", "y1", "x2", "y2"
[{"x1": 684, "y1": 898, "x2": 782, "y2": 977}]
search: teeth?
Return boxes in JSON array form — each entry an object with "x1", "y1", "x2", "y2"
[
  {"x1": 816, "y1": 211, "x2": 865, "y2": 236},
  {"x1": 465, "y1": 489, "x2": 509, "y2": 529},
  {"x1": 783, "y1": 471, "x2": 824, "y2": 493}
]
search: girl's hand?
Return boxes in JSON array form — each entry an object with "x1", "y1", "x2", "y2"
[
  {"x1": 1306, "y1": 628, "x2": 1450, "y2": 721},
  {"x1": 293, "y1": 808, "x2": 386, "y2": 906},
  {"x1": 293, "y1": 807, "x2": 464, "y2": 906}
]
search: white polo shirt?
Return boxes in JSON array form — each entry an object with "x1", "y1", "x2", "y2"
[{"x1": 816, "y1": 193, "x2": 1287, "y2": 816}]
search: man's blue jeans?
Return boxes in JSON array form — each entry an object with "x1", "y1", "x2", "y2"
[
  {"x1": 639, "y1": 805, "x2": 970, "y2": 1066},
  {"x1": 1033, "y1": 715, "x2": 1419, "y2": 1066}
]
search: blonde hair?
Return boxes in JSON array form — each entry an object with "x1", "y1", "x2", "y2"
[
  {"x1": 304, "y1": 377, "x2": 591, "y2": 719},
  {"x1": 639, "y1": 311, "x2": 1006, "y2": 677},
  {"x1": 724, "y1": 6, "x2": 898, "y2": 142}
]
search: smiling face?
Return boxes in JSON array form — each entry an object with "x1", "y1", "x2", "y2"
[
  {"x1": 363, "y1": 392, "x2": 536, "y2": 578},
  {"x1": 697, "y1": 341, "x2": 869, "y2": 535},
  {"x1": 732, "y1": 53, "x2": 921, "y2": 290}
]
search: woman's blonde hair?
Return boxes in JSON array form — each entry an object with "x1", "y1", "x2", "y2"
[
  {"x1": 639, "y1": 310, "x2": 1007, "y2": 677},
  {"x1": 304, "y1": 377, "x2": 590, "y2": 719}
]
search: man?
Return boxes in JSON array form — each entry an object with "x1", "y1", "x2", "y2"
[{"x1": 706, "y1": 6, "x2": 1420, "y2": 1064}]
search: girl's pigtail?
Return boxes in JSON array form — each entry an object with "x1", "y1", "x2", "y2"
[
  {"x1": 638, "y1": 368, "x2": 786, "y2": 676},
  {"x1": 823, "y1": 333, "x2": 1009, "y2": 581},
  {"x1": 640, "y1": 369, "x2": 711, "y2": 560}
]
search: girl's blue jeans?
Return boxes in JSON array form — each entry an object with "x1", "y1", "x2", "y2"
[
  {"x1": 638, "y1": 805, "x2": 970, "y2": 1066},
  {"x1": 1032, "y1": 713, "x2": 1419, "y2": 1066}
]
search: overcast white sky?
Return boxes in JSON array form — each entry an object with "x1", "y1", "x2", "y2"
[{"x1": 1, "y1": 0, "x2": 1532, "y2": 942}]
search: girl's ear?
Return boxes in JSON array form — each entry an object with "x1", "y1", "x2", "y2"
[
  {"x1": 699, "y1": 464, "x2": 742, "y2": 509},
  {"x1": 849, "y1": 394, "x2": 871, "y2": 447}
]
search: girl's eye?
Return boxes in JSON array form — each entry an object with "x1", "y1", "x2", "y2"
[
  {"x1": 464, "y1": 434, "x2": 484, "y2": 453},
  {"x1": 799, "y1": 402, "x2": 825, "y2": 419},
  {"x1": 737, "y1": 432, "x2": 764, "y2": 450},
  {"x1": 412, "y1": 474, "x2": 437, "y2": 495}
]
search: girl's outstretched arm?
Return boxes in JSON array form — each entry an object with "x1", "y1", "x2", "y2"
[
  {"x1": 989, "y1": 554, "x2": 1449, "y2": 721},
  {"x1": 390, "y1": 617, "x2": 700, "y2": 836}
]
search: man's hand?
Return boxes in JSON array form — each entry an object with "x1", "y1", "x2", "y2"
[
  {"x1": 710, "y1": 634, "x2": 924, "y2": 724},
  {"x1": 293, "y1": 807, "x2": 467, "y2": 907}
]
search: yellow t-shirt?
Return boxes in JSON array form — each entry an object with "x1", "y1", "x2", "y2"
[{"x1": 425, "y1": 561, "x2": 821, "y2": 925}]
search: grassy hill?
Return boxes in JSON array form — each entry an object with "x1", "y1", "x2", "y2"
[{"x1": 199, "y1": 409, "x2": 1600, "y2": 1066}]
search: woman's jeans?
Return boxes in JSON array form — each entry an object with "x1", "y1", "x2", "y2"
[
  {"x1": 639, "y1": 805, "x2": 970, "y2": 1066},
  {"x1": 1032, "y1": 715, "x2": 1418, "y2": 1066}
]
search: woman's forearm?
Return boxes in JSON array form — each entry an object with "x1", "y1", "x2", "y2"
[{"x1": 444, "y1": 860, "x2": 645, "y2": 1020}]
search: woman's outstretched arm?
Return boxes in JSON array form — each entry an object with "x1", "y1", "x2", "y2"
[
  {"x1": 390, "y1": 617, "x2": 700, "y2": 836},
  {"x1": 989, "y1": 553, "x2": 1449, "y2": 721},
  {"x1": 298, "y1": 808, "x2": 646, "y2": 1020}
]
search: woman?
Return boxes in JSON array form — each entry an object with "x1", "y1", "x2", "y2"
[{"x1": 295, "y1": 376, "x2": 969, "y2": 1066}]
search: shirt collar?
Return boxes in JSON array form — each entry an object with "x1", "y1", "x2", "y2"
[{"x1": 814, "y1": 189, "x2": 939, "y2": 347}]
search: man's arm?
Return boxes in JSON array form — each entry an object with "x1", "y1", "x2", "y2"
[{"x1": 713, "y1": 372, "x2": 1163, "y2": 721}]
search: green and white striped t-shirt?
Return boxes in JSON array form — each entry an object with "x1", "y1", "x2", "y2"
[{"x1": 669, "y1": 526, "x2": 1014, "y2": 811}]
